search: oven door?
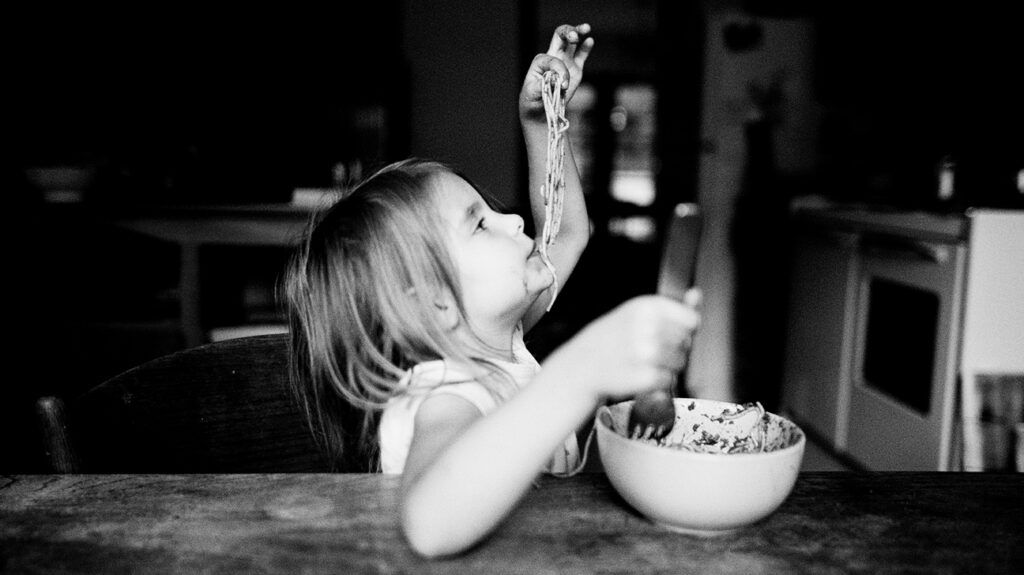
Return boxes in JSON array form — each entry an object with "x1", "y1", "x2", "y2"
[{"x1": 845, "y1": 234, "x2": 966, "y2": 470}]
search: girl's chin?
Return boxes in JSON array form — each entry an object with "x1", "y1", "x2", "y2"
[
  {"x1": 527, "y1": 277, "x2": 555, "y2": 301},
  {"x1": 529, "y1": 261, "x2": 556, "y2": 288}
]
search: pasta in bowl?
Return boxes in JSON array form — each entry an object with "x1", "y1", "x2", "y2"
[{"x1": 596, "y1": 398, "x2": 805, "y2": 536}]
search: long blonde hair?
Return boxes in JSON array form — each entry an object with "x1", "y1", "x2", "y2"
[{"x1": 284, "y1": 159, "x2": 508, "y2": 470}]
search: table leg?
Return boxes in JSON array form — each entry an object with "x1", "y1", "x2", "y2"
[{"x1": 180, "y1": 242, "x2": 204, "y2": 348}]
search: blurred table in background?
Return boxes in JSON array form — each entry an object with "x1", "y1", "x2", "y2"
[
  {"x1": 112, "y1": 203, "x2": 313, "y2": 346},
  {"x1": 45, "y1": 195, "x2": 337, "y2": 349}
]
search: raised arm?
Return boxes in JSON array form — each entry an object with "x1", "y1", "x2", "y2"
[{"x1": 520, "y1": 24, "x2": 594, "y2": 331}]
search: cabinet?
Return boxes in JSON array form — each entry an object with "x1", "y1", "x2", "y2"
[{"x1": 781, "y1": 228, "x2": 858, "y2": 450}]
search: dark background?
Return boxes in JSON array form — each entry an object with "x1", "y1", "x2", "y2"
[
  {"x1": 11, "y1": 3, "x2": 1022, "y2": 209},
  {"x1": 5, "y1": 0, "x2": 1022, "y2": 471},
  {"x1": 10, "y1": 5, "x2": 407, "y2": 203},
  {"x1": 812, "y1": 2, "x2": 1023, "y2": 210}
]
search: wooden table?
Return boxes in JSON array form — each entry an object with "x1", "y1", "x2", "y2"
[{"x1": 2, "y1": 473, "x2": 1021, "y2": 573}]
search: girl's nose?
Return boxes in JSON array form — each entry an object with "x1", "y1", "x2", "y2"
[{"x1": 506, "y1": 213, "x2": 525, "y2": 235}]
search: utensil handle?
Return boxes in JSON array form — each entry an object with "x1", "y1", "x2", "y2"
[
  {"x1": 660, "y1": 203, "x2": 702, "y2": 396},
  {"x1": 657, "y1": 203, "x2": 703, "y2": 302}
]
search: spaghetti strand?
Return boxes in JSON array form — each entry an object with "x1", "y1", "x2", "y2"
[{"x1": 539, "y1": 70, "x2": 568, "y2": 311}]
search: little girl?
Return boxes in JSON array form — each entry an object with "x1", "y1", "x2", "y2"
[{"x1": 284, "y1": 24, "x2": 701, "y2": 557}]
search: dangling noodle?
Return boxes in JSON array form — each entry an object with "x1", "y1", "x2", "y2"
[{"x1": 540, "y1": 70, "x2": 569, "y2": 311}]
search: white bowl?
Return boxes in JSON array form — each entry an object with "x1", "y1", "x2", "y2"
[{"x1": 596, "y1": 397, "x2": 805, "y2": 536}]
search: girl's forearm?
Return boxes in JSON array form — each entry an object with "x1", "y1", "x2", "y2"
[{"x1": 400, "y1": 361, "x2": 598, "y2": 558}]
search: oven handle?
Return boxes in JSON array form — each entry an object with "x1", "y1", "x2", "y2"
[{"x1": 860, "y1": 234, "x2": 952, "y2": 264}]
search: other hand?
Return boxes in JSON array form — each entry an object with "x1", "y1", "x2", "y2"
[
  {"x1": 545, "y1": 291, "x2": 702, "y2": 404},
  {"x1": 519, "y1": 23, "x2": 594, "y2": 119}
]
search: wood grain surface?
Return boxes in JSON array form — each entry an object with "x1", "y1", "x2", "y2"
[{"x1": 2, "y1": 472, "x2": 1021, "y2": 574}]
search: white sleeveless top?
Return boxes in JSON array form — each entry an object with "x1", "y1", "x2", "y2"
[{"x1": 378, "y1": 328, "x2": 580, "y2": 475}]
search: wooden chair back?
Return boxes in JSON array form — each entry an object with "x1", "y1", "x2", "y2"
[{"x1": 35, "y1": 334, "x2": 361, "y2": 473}]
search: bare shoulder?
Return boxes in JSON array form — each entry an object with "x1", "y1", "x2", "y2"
[
  {"x1": 414, "y1": 392, "x2": 483, "y2": 432},
  {"x1": 403, "y1": 391, "x2": 484, "y2": 482}
]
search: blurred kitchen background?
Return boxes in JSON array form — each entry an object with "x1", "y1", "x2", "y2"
[{"x1": 6, "y1": 0, "x2": 1023, "y2": 472}]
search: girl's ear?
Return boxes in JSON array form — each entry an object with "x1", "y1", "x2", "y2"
[
  {"x1": 433, "y1": 289, "x2": 460, "y2": 331},
  {"x1": 407, "y1": 285, "x2": 459, "y2": 331}
]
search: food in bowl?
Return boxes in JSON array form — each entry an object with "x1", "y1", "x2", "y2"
[
  {"x1": 631, "y1": 400, "x2": 794, "y2": 454},
  {"x1": 596, "y1": 398, "x2": 805, "y2": 536}
]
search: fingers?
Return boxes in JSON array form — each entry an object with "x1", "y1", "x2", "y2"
[
  {"x1": 631, "y1": 295, "x2": 700, "y2": 371},
  {"x1": 532, "y1": 54, "x2": 571, "y2": 88},
  {"x1": 683, "y1": 287, "x2": 703, "y2": 310},
  {"x1": 547, "y1": 23, "x2": 591, "y2": 55},
  {"x1": 655, "y1": 293, "x2": 701, "y2": 337},
  {"x1": 574, "y1": 36, "x2": 595, "y2": 69},
  {"x1": 547, "y1": 24, "x2": 594, "y2": 70},
  {"x1": 558, "y1": 294, "x2": 698, "y2": 401},
  {"x1": 524, "y1": 23, "x2": 592, "y2": 107}
]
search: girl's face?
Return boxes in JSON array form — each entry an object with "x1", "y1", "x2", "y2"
[{"x1": 433, "y1": 172, "x2": 553, "y2": 330}]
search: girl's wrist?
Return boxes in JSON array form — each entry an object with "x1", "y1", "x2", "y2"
[
  {"x1": 519, "y1": 109, "x2": 547, "y2": 128},
  {"x1": 521, "y1": 121, "x2": 547, "y2": 143},
  {"x1": 521, "y1": 126, "x2": 551, "y2": 157},
  {"x1": 539, "y1": 345, "x2": 604, "y2": 409}
]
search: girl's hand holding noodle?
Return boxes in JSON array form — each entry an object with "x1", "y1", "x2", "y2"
[
  {"x1": 518, "y1": 24, "x2": 593, "y2": 319},
  {"x1": 284, "y1": 23, "x2": 701, "y2": 559}
]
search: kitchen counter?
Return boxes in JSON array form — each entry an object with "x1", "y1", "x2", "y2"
[{"x1": 789, "y1": 198, "x2": 968, "y2": 241}]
